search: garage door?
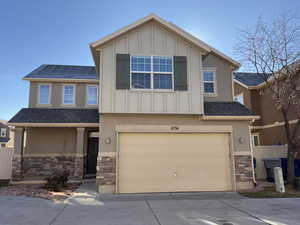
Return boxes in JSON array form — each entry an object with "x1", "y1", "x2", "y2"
[{"x1": 117, "y1": 132, "x2": 233, "y2": 193}]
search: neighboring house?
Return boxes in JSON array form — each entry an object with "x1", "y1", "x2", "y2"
[
  {"x1": 234, "y1": 72, "x2": 299, "y2": 146},
  {"x1": 0, "y1": 120, "x2": 10, "y2": 148},
  {"x1": 9, "y1": 14, "x2": 259, "y2": 193}
]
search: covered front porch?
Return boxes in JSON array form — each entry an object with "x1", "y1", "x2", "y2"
[{"x1": 8, "y1": 108, "x2": 99, "y2": 182}]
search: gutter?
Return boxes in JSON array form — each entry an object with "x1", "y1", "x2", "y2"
[
  {"x1": 200, "y1": 115, "x2": 260, "y2": 121},
  {"x1": 7, "y1": 123, "x2": 99, "y2": 127}
]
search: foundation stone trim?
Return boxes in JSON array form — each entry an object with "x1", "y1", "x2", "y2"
[{"x1": 234, "y1": 155, "x2": 254, "y2": 184}]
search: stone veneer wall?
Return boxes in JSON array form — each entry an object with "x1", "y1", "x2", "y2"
[
  {"x1": 97, "y1": 154, "x2": 254, "y2": 192},
  {"x1": 96, "y1": 155, "x2": 116, "y2": 187},
  {"x1": 11, "y1": 155, "x2": 84, "y2": 181},
  {"x1": 234, "y1": 155, "x2": 254, "y2": 189}
]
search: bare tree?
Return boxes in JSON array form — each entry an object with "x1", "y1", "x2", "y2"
[{"x1": 235, "y1": 12, "x2": 300, "y2": 183}]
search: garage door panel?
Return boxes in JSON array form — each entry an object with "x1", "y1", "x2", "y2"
[{"x1": 117, "y1": 132, "x2": 232, "y2": 193}]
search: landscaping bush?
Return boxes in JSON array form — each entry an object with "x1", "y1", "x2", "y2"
[{"x1": 44, "y1": 170, "x2": 70, "y2": 191}]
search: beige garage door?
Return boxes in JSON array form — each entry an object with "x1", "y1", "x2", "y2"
[{"x1": 117, "y1": 132, "x2": 233, "y2": 193}]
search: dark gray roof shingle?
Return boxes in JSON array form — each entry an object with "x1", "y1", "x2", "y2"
[
  {"x1": 24, "y1": 64, "x2": 97, "y2": 80},
  {"x1": 9, "y1": 108, "x2": 99, "y2": 124},
  {"x1": 204, "y1": 102, "x2": 256, "y2": 116},
  {"x1": 0, "y1": 137, "x2": 9, "y2": 143},
  {"x1": 234, "y1": 72, "x2": 271, "y2": 86}
]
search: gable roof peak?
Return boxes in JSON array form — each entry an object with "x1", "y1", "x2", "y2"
[{"x1": 90, "y1": 14, "x2": 240, "y2": 68}]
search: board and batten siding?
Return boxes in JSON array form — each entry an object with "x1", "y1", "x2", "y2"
[{"x1": 99, "y1": 21, "x2": 204, "y2": 114}]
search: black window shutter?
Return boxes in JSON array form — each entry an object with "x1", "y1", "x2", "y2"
[
  {"x1": 174, "y1": 56, "x2": 188, "y2": 91},
  {"x1": 116, "y1": 54, "x2": 130, "y2": 89}
]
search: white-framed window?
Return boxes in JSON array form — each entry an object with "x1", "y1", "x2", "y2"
[
  {"x1": 130, "y1": 55, "x2": 173, "y2": 90},
  {"x1": 0, "y1": 128, "x2": 6, "y2": 137},
  {"x1": 203, "y1": 68, "x2": 217, "y2": 95},
  {"x1": 251, "y1": 133, "x2": 260, "y2": 146},
  {"x1": 63, "y1": 84, "x2": 76, "y2": 105},
  {"x1": 234, "y1": 93, "x2": 244, "y2": 105},
  {"x1": 38, "y1": 84, "x2": 51, "y2": 105},
  {"x1": 87, "y1": 85, "x2": 98, "y2": 105}
]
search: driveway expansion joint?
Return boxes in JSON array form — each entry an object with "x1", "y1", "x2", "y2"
[
  {"x1": 145, "y1": 199, "x2": 163, "y2": 225},
  {"x1": 48, "y1": 204, "x2": 68, "y2": 225},
  {"x1": 218, "y1": 200, "x2": 271, "y2": 225}
]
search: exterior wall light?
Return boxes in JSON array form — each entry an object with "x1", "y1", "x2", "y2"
[
  {"x1": 239, "y1": 137, "x2": 245, "y2": 144},
  {"x1": 105, "y1": 137, "x2": 111, "y2": 144}
]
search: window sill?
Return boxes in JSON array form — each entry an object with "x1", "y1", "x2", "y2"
[
  {"x1": 130, "y1": 89, "x2": 175, "y2": 93},
  {"x1": 85, "y1": 104, "x2": 98, "y2": 108},
  {"x1": 36, "y1": 104, "x2": 52, "y2": 107},
  {"x1": 60, "y1": 104, "x2": 76, "y2": 107},
  {"x1": 204, "y1": 93, "x2": 218, "y2": 97}
]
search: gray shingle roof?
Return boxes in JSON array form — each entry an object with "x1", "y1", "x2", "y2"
[
  {"x1": 234, "y1": 72, "x2": 271, "y2": 86},
  {"x1": 24, "y1": 64, "x2": 97, "y2": 80},
  {"x1": 9, "y1": 108, "x2": 99, "y2": 124},
  {"x1": 204, "y1": 102, "x2": 256, "y2": 116},
  {"x1": 0, "y1": 137, "x2": 9, "y2": 143}
]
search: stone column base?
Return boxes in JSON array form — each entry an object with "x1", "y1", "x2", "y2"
[
  {"x1": 12, "y1": 156, "x2": 22, "y2": 181},
  {"x1": 234, "y1": 155, "x2": 254, "y2": 190},
  {"x1": 96, "y1": 153, "x2": 116, "y2": 193}
]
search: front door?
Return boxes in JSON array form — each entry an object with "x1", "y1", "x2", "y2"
[{"x1": 87, "y1": 134, "x2": 99, "y2": 175}]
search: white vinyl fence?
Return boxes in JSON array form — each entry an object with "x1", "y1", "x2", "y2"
[
  {"x1": 0, "y1": 148, "x2": 14, "y2": 180},
  {"x1": 253, "y1": 145, "x2": 287, "y2": 179}
]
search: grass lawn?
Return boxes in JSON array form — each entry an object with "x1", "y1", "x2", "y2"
[{"x1": 240, "y1": 186, "x2": 300, "y2": 198}]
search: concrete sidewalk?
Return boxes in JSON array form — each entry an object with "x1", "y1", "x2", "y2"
[{"x1": 1, "y1": 182, "x2": 300, "y2": 225}]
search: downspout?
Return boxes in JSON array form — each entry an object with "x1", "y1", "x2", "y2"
[
  {"x1": 20, "y1": 128, "x2": 25, "y2": 179},
  {"x1": 249, "y1": 120, "x2": 257, "y2": 186}
]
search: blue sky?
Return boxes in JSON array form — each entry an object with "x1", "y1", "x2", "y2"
[{"x1": 0, "y1": 0, "x2": 299, "y2": 120}]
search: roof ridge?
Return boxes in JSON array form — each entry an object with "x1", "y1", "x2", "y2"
[{"x1": 42, "y1": 64, "x2": 96, "y2": 68}]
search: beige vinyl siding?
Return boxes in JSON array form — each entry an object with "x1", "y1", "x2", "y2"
[
  {"x1": 28, "y1": 82, "x2": 98, "y2": 108},
  {"x1": 203, "y1": 53, "x2": 234, "y2": 102},
  {"x1": 99, "y1": 21, "x2": 204, "y2": 114}
]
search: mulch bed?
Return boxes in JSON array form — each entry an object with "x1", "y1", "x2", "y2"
[{"x1": 0, "y1": 183, "x2": 81, "y2": 202}]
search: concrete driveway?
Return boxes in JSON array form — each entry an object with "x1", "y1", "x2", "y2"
[{"x1": 0, "y1": 183, "x2": 300, "y2": 225}]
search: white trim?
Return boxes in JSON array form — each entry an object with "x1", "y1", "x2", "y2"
[
  {"x1": 233, "y1": 79, "x2": 251, "y2": 89},
  {"x1": 251, "y1": 119, "x2": 298, "y2": 130},
  {"x1": 91, "y1": 14, "x2": 211, "y2": 52},
  {"x1": 24, "y1": 77, "x2": 98, "y2": 83},
  {"x1": 203, "y1": 67, "x2": 217, "y2": 97},
  {"x1": 201, "y1": 115, "x2": 260, "y2": 121},
  {"x1": 8, "y1": 123, "x2": 99, "y2": 127},
  {"x1": 90, "y1": 13, "x2": 240, "y2": 67},
  {"x1": 37, "y1": 83, "x2": 52, "y2": 105},
  {"x1": 62, "y1": 84, "x2": 76, "y2": 106},
  {"x1": 86, "y1": 85, "x2": 99, "y2": 106},
  {"x1": 130, "y1": 55, "x2": 174, "y2": 91},
  {"x1": 115, "y1": 124, "x2": 233, "y2": 133}
]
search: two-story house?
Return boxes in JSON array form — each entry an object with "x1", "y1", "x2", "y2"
[
  {"x1": 9, "y1": 14, "x2": 259, "y2": 193},
  {"x1": 0, "y1": 120, "x2": 10, "y2": 147},
  {"x1": 234, "y1": 71, "x2": 299, "y2": 146}
]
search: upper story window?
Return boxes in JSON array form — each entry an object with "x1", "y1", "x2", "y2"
[
  {"x1": 38, "y1": 84, "x2": 51, "y2": 105},
  {"x1": 63, "y1": 84, "x2": 76, "y2": 105},
  {"x1": 0, "y1": 128, "x2": 6, "y2": 137},
  {"x1": 87, "y1": 85, "x2": 98, "y2": 105},
  {"x1": 203, "y1": 69, "x2": 217, "y2": 95},
  {"x1": 130, "y1": 55, "x2": 173, "y2": 90},
  {"x1": 234, "y1": 93, "x2": 244, "y2": 105}
]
